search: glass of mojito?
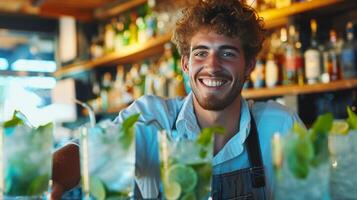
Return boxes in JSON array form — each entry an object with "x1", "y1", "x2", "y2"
[
  {"x1": 0, "y1": 111, "x2": 53, "y2": 199},
  {"x1": 273, "y1": 114, "x2": 333, "y2": 200},
  {"x1": 328, "y1": 118, "x2": 357, "y2": 199},
  {"x1": 158, "y1": 127, "x2": 218, "y2": 200},
  {"x1": 80, "y1": 114, "x2": 139, "y2": 200}
]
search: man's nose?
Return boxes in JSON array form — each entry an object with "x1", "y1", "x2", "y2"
[{"x1": 204, "y1": 53, "x2": 222, "y2": 72}]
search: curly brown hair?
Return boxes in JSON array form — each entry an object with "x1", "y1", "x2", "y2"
[{"x1": 172, "y1": 0, "x2": 265, "y2": 61}]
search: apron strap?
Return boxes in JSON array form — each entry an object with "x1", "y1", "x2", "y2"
[{"x1": 246, "y1": 111, "x2": 266, "y2": 188}]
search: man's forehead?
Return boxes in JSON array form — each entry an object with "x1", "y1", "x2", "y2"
[{"x1": 189, "y1": 30, "x2": 242, "y2": 50}]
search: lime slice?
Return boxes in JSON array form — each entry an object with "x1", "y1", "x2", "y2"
[
  {"x1": 181, "y1": 192, "x2": 197, "y2": 200},
  {"x1": 168, "y1": 164, "x2": 197, "y2": 192},
  {"x1": 90, "y1": 176, "x2": 106, "y2": 200},
  {"x1": 164, "y1": 181, "x2": 181, "y2": 200},
  {"x1": 330, "y1": 120, "x2": 349, "y2": 135}
]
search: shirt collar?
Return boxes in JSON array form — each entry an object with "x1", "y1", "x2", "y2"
[
  {"x1": 175, "y1": 92, "x2": 201, "y2": 139},
  {"x1": 175, "y1": 93, "x2": 253, "y2": 165},
  {"x1": 212, "y1": 98, "x2": 252, "y2": 165}
]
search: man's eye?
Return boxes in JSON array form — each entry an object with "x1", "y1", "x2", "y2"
[
  {"x1": 221, "y1": 51, "x2": 236, "y2": 57},
  {"x1": 194, "y1": 51, "x2": 208, "y2": 57}
]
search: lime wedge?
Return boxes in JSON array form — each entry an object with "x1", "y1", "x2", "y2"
[
  {"x1": 90, "y1": 176, "x2": 106, "y2": 200},
  {"x1": 168, "y1": 164, "x2": 197, "y2": 192},
  {"x1": 330, "y1": 120, "x2": 349, "y2": 135},
  {"x1": 164, "y1": 181, "x2": 181, "y2": 200}
]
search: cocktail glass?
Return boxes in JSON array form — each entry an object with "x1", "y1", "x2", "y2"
[
  {"x1": 80, "y1": 119, "x2": 137, "y2": 200},
  {"x1": 273, "y1": 133, "x2": 329, "y2": 200},
  {"x1": 158, "y1": 130, "x2": 213, "y2": 200},
  {"x1": 328, "y1": 131, "x2": 357, "y2": 199},
  {"x1": 0, "y1": 111, "x2": 53, "y2": 199}
]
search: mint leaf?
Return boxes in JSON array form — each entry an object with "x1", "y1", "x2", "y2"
[
  {"x1": 347, "y1": 107, "x2": 357, "y2": 130},
  {"x1": 121, "y1": 113, "x2": 140, "y2": 134},
  {"x1": 197, "y1": 126, "x2": 225, "y2": 146},
  {"x1": 309, "y1": 113, "x2": 332, "y2": 167},
  {"x1": 119, "y1": 113, "x2": 140, "y2": 150},
  {"x1": 310, "y1": 112, "x2": 333, "y2": 140}
]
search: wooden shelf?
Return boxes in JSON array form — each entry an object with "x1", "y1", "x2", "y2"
[
  {"x1": 94, "y1": 0, "x2": 147, "y2": 20},
  {"x1": 55, "y1": 0, "x2": 346, "y2": 77},
  {"x1": 261, "y1": 0, "x2": 342, "y2": 25},
  {"x1": 54, "y1": 33, "x2": 172, "y2": 77},
  {"x1": 242, "y1": 79, "x2": 357, "y2": 99}
]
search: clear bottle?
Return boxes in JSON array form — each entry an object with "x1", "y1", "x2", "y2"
[
  {"x1": 322, "y1": 29, "x2": 340, "y2": 83},
  {"x1": 340, "y1": 22, "x2": 357, "y2": 79},
  {"x1": 304, "y1": 19, "x2": 322, "y2": 84}
]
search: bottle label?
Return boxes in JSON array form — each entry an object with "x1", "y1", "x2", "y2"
[
  {"x1": 266, "y1": 61, "x2": 278, "y2": 87},
  {"x1": 341, "y1": 49, "x2": 357, "y2": 78},
  {"x1": 304, "y1": 50, "x2": 321, "y2": 79}
]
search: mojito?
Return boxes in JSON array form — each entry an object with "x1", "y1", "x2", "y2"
[
  {"x1": 0, "y1": 111, "x2": 53, "y2": 198},
  {"x1": 158, "y1": 128, "x2": 216, "y2": 200},
  {"x1": 80, "y1": 114, "x2": 139, "y2": 200}
]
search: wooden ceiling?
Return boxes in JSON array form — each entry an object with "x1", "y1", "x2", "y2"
[{"x1": 0, "y1": 0, "x2": 117, "y2": 21}]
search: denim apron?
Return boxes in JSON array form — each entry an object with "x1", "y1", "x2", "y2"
[
  {"x1": 211, "y1": 112, "x2": 267, "y2": 200},
  {"x1": 134, "y1": 112, "x2": 267, "y2": 200}
]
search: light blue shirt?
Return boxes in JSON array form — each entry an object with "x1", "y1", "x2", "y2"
[{"x1": 114, "y1": 93, "x2": 303, "y2": 199}]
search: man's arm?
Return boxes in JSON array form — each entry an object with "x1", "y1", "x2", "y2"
[{"x1": 51, "y1": 143, "x2": 80, "y2": 200}]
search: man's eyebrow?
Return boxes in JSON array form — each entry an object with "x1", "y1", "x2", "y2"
[
  {"x1": 191, "y1": 45, "x2": 241, "y2": 53},
  {"x1": 191, "y1": 45, "x2": 209, "y2": 52},
  {"x1": 219, "y1": 45, "x2": 240, "y2": 53}
]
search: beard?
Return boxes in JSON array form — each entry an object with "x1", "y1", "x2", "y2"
[{"x1": 190, "y1": 77, "x2": 244, "y2": 111}]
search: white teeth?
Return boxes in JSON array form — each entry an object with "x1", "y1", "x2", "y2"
[{"x1": 202, "y1": 79, "x2": 224, "y2": 87}]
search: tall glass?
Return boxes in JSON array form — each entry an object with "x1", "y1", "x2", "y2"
[
  {"x1": 158, "y1": 130, "x2": 213, "y2": 200},
  {"x1": 0, "y1": 112, "x2": 53, "y2": 199},
  {"x1": 328, "y1": 131, "x2": 357, "y2": 199},
  {"x1": 80, "y1": 120, "x2": 136, "y2": 200},
  {"x1": 273, "y1": 133, "x2": 329, "y2": 200}
]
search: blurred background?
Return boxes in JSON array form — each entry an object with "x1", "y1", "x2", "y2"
[{"x1": 0, "y1": 0, "x2": 357, "y2": 146}]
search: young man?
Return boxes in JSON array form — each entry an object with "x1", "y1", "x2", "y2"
[{"x1": 52, "y1": 0, "x2": 302, "y2": 199}]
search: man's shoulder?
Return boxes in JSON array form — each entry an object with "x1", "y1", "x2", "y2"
[
  {"x1": 251, "y1": 100, "x2": 296, "y2": 118},
  {"x1": 116, "y1": 95, "x2": 185, "y2": 125},
  {"x1": 133, "y1": 95, "x2": 185, "y2": 112}
]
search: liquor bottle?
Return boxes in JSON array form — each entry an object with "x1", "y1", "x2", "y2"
[
  {"x1": 322, "y1": 29, "x2": 340, "y2": 83},
  {"x1": 145, "y1": 1, "x2": 157, "y2": 39},
  {"x1": 104, "y1": 19, "x2": 115, "y2": 53},
  {"x1": 277, "y1": 27, "x2": 288, "y2": 85},
  {"x1": 250, "y1": 59, "x2": 265, "y2": 88},
  {"x1": 137, "y1": 5, "x2": 147, "y2": 44},
  {"x1": 284, "y1": 26, "x2": 297, "y2": 85},
  {"x1": 265, "y1": 53, "x2": 279, "y2": 88},
  {"x1": 340, "y1": 22, "x2": 357, "y2": 79},
  {"x1": 304, "y1": 19, "x2": 322, "y2": 84},
  {"x1": 129, "y1": 11, "x2": 138, "y2": 45},
  {"x1": 114, "y1": 17, "x2": 125, "y2": 53},
  {"x1": 122, "y1": 13, "x2": 131, "y2": 47},
  {"x1": 294, "y1": 30, "x2": 305, "y2": 85}
]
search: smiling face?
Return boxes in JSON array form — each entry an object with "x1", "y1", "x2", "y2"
[{"x1": 182, "y1": 29, "x2": 255, "y2": 111}]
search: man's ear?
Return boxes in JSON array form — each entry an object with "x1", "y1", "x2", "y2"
[
  {"x1": 244, "y1": 58, "x2": 256, "y2": 78},
  {"x1": 181, "y1": 55, "x2": 189, "y2": 74}
]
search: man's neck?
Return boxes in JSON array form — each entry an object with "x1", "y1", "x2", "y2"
[{"x1": 193, "y1": 96, "x2": 242, "y2": 154}]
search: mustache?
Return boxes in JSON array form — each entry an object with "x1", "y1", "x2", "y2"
[{"x1": 196, "y1": 71, "x2": 232, "y2": 80}]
